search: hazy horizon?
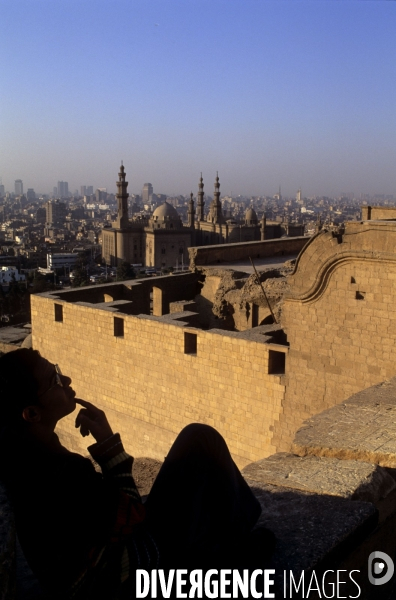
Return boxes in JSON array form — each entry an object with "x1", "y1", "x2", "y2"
[{"x1": 1, "y1": 0, "x2": 395, "y2": 198}]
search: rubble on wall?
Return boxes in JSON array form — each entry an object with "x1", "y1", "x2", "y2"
[{"x1": 195, "y1": 260, "x2": 295, "y2": 331}]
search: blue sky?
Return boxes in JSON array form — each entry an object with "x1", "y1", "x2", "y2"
[{"x1": 1, "y1": 0, "x2": 395, "y2": 197}]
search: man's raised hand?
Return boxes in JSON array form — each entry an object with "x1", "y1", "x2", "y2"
[{"x1": 75, "y1": 399, "x2": 114, "y2": 443}]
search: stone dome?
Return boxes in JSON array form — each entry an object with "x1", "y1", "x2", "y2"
[
  {"x1": 245, "y1": 207, "x2": 258, "y2": 223},
  {"x1": 152, "y1": 202, "x2": 179, "y2": 220}
]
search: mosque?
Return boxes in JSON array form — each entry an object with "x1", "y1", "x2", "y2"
[{"x1": 101, "y1": 164, "x2": 304, "y2": 268}]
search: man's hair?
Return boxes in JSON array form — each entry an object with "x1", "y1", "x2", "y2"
[{"x1": 0, "y1": 348, "x2": 42, "y2": 426}]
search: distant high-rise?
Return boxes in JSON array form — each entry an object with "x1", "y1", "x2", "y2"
[
  {"x1": 81, "y1": 185, "x2": 93, "y2": 197},
  {"x1": 95, "y1": 188, "x2": 107, "y2": 203},
  {"x1": 45, "y1": 199, "x2": 67, "y2": 227},
  {"x1": 15, "y1": 179, "x2": 23, "y2": 195},
  {"x1": 57, "y1": 181, "x2": 69, "y2": 197},
  {"x1": 26, "y1": 188, "x2": 36, "y2": 201},
  {"x1": 142, "y1": 183, "x2": 153, "y2": 204}
]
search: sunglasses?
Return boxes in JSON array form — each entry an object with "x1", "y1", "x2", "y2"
[{"x1": 38, "y1": 364, "x2": 64, "y2": 398}]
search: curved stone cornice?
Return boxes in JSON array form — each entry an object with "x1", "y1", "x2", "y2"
[
  {"x1": 287, "y1": 251, "x2": 396, "y2": 303},
  {"x1": 289, "y1": 229, "x2": 324, "y2": 275},
  {"x1": 285, "y1": 222, "x2": 396, "y2": 303}
]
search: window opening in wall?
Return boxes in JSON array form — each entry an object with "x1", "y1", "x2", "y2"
[
  {"x1": 252, "y1": 303, "x2": 259, "y2": 327},
  {"x1": 114, "y1": 317, "x2": 124, "y2": 337},
  {"x1": 268, "y1": 350, "x2": 285, "y2": 375},
  {"x1": 149, "y1": 288, "x2": 153, "y2": 315},
  {"x1": 54, "y1": 304, "x2": 63, "y2": 322},
  {"x1": 184, "y1": 332, "x2": 197, "y2": 355},
  {"x1": 351, "y1": 276, "x2": 356, "y2": 284},
  {"x1": 356, "y1": 291, "x2": 365, "y2": 300}
]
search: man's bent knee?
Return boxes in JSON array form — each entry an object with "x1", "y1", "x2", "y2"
[
  {"x1": 172, "y1": 423, "x2": 227, "y2": 458},
  {"x1": 178, "y1": 423, "x2": 222, "y2": 442}
]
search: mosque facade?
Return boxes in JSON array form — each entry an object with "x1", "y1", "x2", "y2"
[{"x1": 101, "y1": 164, "x2": 304, "y2": 268}]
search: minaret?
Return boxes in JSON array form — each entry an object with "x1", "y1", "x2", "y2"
[
  {"x1": 260, "y1": 212, "x2": 267, "y2": 241},
  {"x1": 116, "y1": 162, "x2": 129, "y2": 229},
  {"x1": 187, "y1": 192, "x2": 195, "y2": 228},
  {"x1": 197, "y1": 173, "x2": 205, "y2": 221},
  {"x1": 211, "y1": 172, "x2": 223, "y2": 224}
]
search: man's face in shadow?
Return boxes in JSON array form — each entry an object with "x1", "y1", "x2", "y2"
[{"x1": 23, "y1": 358, "x2": 77, "y2": 427}]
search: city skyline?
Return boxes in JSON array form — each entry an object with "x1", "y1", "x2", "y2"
[
  {"x1": 1, "y1": 1, "x2": 396, "y2": 197},
  {"x1": 6, "y1": 173, "x2": 395, "y2": 201}
]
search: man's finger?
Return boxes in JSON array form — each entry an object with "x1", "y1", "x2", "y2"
[
  {"x1": 75, "y1": 398, "x2": 98, "y2": 410},
  {"x1": 75, "y1": 398, "x2": 104, "y2": 416},
  {"x1": 75, "y1": 409, "x2": 92, "y2": 427},
  {"x1": 75, "y1": 413, "x2": 91, "y2": 433}
]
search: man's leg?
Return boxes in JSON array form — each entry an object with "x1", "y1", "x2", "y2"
[{"x1": 144, "y1": 424, "x2": 261, "y2": 563}]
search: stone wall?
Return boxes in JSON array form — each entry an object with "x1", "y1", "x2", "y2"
[
  {"x1": 361, "y1": 205, "x2": 396, "y2": 221},
  {"x1": 31, "y1": 295, "x2": 286, "y2": 467},
  {"x1": 145, "y1": 229, "x2": 191, "y2": 270},
  {"x1": 50, "y1": 272, "x2": 200, "y2": 317},
  {"x1": 102, "y1": 226, "x2": 147, "y2": 267},
  {"x1": 30, "y1": 220, "x2": 396, "y2": 462},
  {"x1": 188, "y1": 237, "x2": 308, "y2": 268},
  {"x1": 272, "y1": 221, "x2": 396, "y2": 451}
]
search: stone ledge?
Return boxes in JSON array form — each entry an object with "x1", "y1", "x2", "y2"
[
  {"x1": 246, "y1": 481, "x2": 377, "y2": 596},
  {"x1": 292, "y1": 377, "x2": 396, "y2": 467},
  {"x1": 242, "y1": 452, "x2": 396, "y2": 504}
]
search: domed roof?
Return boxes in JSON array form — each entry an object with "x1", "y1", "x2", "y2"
[
  {"x1": 152, "y1": 201, "x2": 179, "y2": 220},
  {"x1": 245, "y1": 207, "x2": 258, "y2": 221}
]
